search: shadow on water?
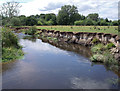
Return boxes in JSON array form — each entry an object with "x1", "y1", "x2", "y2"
[
  {"x1": 38, "y1": 36, "x2": 120, "y2": 77},
  {"x1": 39, "y1": 37, "x2": 92, "y2": 58}
]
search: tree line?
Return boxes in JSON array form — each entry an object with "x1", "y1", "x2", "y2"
[{"x1": 0, "y1": 2, "x2": 119, "y2": 26}]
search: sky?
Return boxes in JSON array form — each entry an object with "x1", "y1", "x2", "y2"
[{"x1": 0, "y1": 0, "x2": 119, "y2": 20}]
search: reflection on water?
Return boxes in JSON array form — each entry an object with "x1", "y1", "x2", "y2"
[{"x1": 2, "y1": 34, "x2": 120, "y2": 89}]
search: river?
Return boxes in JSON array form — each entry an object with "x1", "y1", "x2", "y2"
[{"x1": 2, "y1": 33, "x2": 120, "y2": 89}]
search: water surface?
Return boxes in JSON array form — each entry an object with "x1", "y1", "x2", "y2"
[{"x1": 2, "y1": 34, "x2": 120, "y2": 89}]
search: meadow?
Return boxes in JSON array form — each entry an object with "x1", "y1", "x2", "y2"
[{"x1": 37, "y1": 26, "x2": 119, "y2": 35}]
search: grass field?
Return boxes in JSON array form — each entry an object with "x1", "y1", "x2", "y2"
[{"x1": 37, "y1": 26, "x2": 119, "y2": 35}]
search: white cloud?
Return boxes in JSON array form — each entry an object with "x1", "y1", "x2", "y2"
[
  {"x1": 20, "y1": 39, "x2": 67, "y2": 54},
  {"x1": 71, "y1": 77, "x2": 111, "y2": 89},
  {"x1": 1, "y1": 0, "x2": 119, "y2": 20}
]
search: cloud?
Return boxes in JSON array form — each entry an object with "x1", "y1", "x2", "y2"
[
  {"x1": 71, "y1": 77, "x2": 111, "y2": 89},
  {"x1": 20, "y1": 39, "x2": 67, "y2": 54},
  {"x1": 39, "y1": 2, "x2": 64, "y2": 11},
  {"x1": 1, "y1": 0, "x2": 119, "y2": 20}
]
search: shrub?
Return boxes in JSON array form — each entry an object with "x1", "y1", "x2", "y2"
[
  {"x1": 2, "y1": 28, "x2": 19, "y2": 48},
  {"x1": 105, "y1": 43, "x2": 115, "y2": 49},
  {"x1": 90, "y1": 54, "x2": 104, "y2": 62},
  {"x1": 10, "y1": 17, "x2": 21, "y2": 26},
  {"x1": 91, "y1": 43, "x2": 104, "y2": 53},
  {"x1": 2, "y1": 27, "x2": 24, "y2": 62},
  {"x1": 91, "y1": 38, "x2": 100, "y2": 44},
  {"x1": 2, "y1": 47, "x2": 24, "y2": 62},
  {"x1": 37, "y1": 21, "x2": 43, "y2": 25},
  {"x1": 103, "y1": 50, "x2": 117, "y2": 65},
  {"x1": 74, "y1": 20, "x2": 84, "y2": 25},
  {"x1": 25, "y1": 26, "x2": 37, "y2": 35},
  {"x1": 85, "y1": 19, "x2": 94, "y2": 25}
]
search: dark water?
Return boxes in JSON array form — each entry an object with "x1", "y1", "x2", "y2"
[{"x1": 2, "y1": 34, "x2": 120, "y2": 89}]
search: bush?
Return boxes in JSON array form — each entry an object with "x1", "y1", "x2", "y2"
[
  {"x1": 2, "y1": 27, "x2": 24, "y2": 62},
  {"x1": 25, "y1": 26, "x2": 37, "y2": 35},
  {"x1": 46, "y1": 20, "x2": 54, "y2": 25},
  {"x1": 37, "y1": 21, "x2": 43, "y2": 25},
  {"x1": 10, "y1": 17, "x2": 21, "y2": 26},
  {"x1": 2, "y1": 28, "x2": 19, "y2": 48},
  {"x1": 85, "y1": 19, "x2": 94, "y2": 25},
  {"x1": 91, "y1": 43, "x2": 104, "y2": 53},
  {"x1": 103, "y1": 51, "x2": 117, "y2": 65},
  {"x1": 91, "y1": 38, "x2": 100, "y2": 44},
  {"x1": 2, "y1": 47, "x2": 24, "y2": 62},
  {"x1": 105, "y1": 43, "x2": 115, "y2": 49},
  {"x1": 90, "y1": 54, "x2": 104, "y2": 62},
  {"x1": 74, "y1": 20, "x2": 84, "y2": 25}
]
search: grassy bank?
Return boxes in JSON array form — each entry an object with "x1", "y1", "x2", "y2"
[
  {"x1": 2, "y1": 28, "x2": 24, "y2": 62},
  {"x1": 37, "y1": 26, "x2": 118, "y2": 35},
  {"x1": 90, "y1": 43, "x2": 119, "y2": 72}
]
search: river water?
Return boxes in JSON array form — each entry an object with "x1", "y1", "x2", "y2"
[{"x1": 2, "y1": 33, "x2": 120, "y2": 89}]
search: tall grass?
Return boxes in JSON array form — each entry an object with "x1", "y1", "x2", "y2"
[
  {"x1": 2, "y1": 27, "x2": 24, "y2": 62},
  {"x1": 90, "y1": 43, "x2": 118, "y2": 69}
]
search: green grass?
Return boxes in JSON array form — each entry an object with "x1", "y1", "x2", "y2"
[
  {"x1": 2, "y1": 27, "x2": 24, "y2": 62},
  {"x1": 37, "y1": 26, "x2": 118, "y2": 35},
  {"x1": 2, "y1": 47, "x2": 24, "y2": 62}
]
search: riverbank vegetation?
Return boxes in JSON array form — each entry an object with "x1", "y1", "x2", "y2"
[
  {"x1": 2, "y1": 28, "x2": 24, "y2": 62},
  {"x1": 90, "y1": 43, "x2": 119, "y2": 71}
]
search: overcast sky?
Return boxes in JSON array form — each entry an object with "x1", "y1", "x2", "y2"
[{"x1": 0, "y1": 0, "x2": 119, "y2": 20}]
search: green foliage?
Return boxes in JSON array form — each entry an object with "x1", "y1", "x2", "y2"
[
  {"x1": 37, "y1": 21, "x2": 43, "y2": 25},
  {"x1": 103, "y1": 50, "x2": 117, "y2": 65},
  {"x1": 26, "y1": 16, "x2": 37, "y2": 26},
  {"x1": 19, "y1": 15, "x2": 27, "y2": 26},
  {"x1": 90, "y1": 54, "x2": 104, "y2": 62},
  {"x1": 57, "y1": 5, "x2": 80, "y2": 25},
  {"x1": 112, "y1": 21, "x2": 118, "y2": 26},
  {"x1": 10, "y1": 17, "x2": 21, "y2": 26},
  {"x1": 2, "y1": 47, "x2": 24, "y2": 62},
  {"x1": 91, "y1": 38, "x2": 100, "y2": 43},
  {"x1": 2, "y1": 28, "x2": 19, "y2": 48},
  {"x1": 2, "y1": 27, "x2": 24, "y2": 62},
  {"x1": 25, "y1": 26, "x2": 37, "y2": 35},
  {"x1": 74, "y1": 20, "x2": 84, "y2": 25},
  {"x1": 105, "y1": 43, "x2": 115, "y2": 49},
  {"x1": 85, "y1": 19, "x2": 94, "y2": 25},
  {"x1": 87, "y1": 13, "x2": 99, "y2": 21},
  {"x1": 91, "y1": 43, "x2": 104, "y2": 53},
  {"x1": 1, "y1": 5, "x2": 119, "y2": 26},
  {"x1": 91, "y1": 43, "x2": 117, "y2": 67},
  {"x1": 46, "y1": 19, "x2": 54, "y2": 25},
  {"x1": 100, "y1": 20, "x2": 108, "y2": 26}
]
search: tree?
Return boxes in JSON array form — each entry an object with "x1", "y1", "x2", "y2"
[
  {"x1": 26, "y1": 16, "x2": 37, "y2": 26},
  {"x1": 81, "y1": 15, "x2": 86, "y2": 20},
  {"x1": 85, "y1": 19, "x2": 94, "y2": 25},
  {"x1": 10, "y1": 17, "x2": 21, "y2": 26},
  {"x1": 100, "y1": 20, "x2": 108, "y2": 26},
  {"x1": 87, "y1": 13, "x2": 99, "y2": 21},
  {"x1": 57, "y1": 5, "x2": 79, "y2": 25},
  {"x1": 105, "y1": 18, "x2": 109, "y2": 22},
  {"x1": 112, "y1": 20, "x2": 118, "y2": 26},
  {"x1": 40, "y1": 14, "x2": 45, "y2": 19},
  {"x1": 0, "y1": 1, "x2": 21, "y2": 18},
  {"x1": 45, "y1": 13, "x2": 57, "y2": 25},
  {"x1": 74, "y1": 20, "x2": 84, "y2": 25},
  {"x1": 19, "y1": 15, "x2": 27, "y2": 26}
]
